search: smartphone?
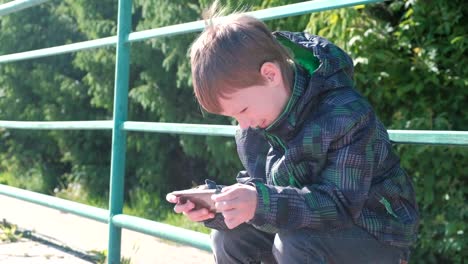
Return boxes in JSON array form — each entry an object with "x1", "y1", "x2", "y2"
[{"x1": 170, "y1": 189, "x2": 217, "y2": 212}]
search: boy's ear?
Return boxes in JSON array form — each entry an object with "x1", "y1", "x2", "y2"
[{"x1": 260, "y1": 62, "x2": 281, "y2": 86}]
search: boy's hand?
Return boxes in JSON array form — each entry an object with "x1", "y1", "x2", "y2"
[
  {"x1": 166, "y1": 193, "x2": 215, "y2": 222},
  {"x1": 212, "y1": 183, "x2": 257, "y2": 229}
]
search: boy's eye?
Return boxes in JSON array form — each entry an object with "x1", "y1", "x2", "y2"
[{"x1": 240, "y1": 107, "x2": 248, "y2": 114}]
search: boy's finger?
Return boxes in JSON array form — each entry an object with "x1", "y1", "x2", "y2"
[
  {"x1": 191, "y1": 214, "x2": 214, "y2": 222},
  {"x1": 219, "y1": 183, "x2": 243, "y2": 193},
  {"x1": 215, "y1": 200, "x2": 236, "y2": 212},
  {"x1": 223, "y1": 215, "x2": 242, "y2": 229},
  {"x1": 185, "y1": 208, "x2": 215, "y2": 222},
  {"x1": 166, "y1": 193, "x2": 178, "y2": 203},
  {"x1": 220, "y1": 184, "x2": 235, "y2": 192},
  {"x1": 174, "y1": 200, "x2": 195, "y2": 213},
  {"x1": 220, "y1": 208, "x2": 237, "y2": 219},
  {"x1": 212, "y1": 187, "x2": 239, "y2": 201}
]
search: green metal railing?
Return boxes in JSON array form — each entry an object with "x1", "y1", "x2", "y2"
[{"x1": 0, "y1": 0, "x2": 467, "y2": 263}]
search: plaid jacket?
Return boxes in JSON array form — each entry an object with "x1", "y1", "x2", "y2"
[{"x1": 205, "y1": 32, "x2": 419, "y2": 248}]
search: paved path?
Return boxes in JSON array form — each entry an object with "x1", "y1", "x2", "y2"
[
  {"x1": 0, "y1": 239, "x2": 92, "y2": 264},
  {"x1": 0, "y1": 195, "x2": 213, "y2": 263}
]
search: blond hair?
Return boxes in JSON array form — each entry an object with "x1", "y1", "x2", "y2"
[{"x1": 190, "y1": 4, "x2": 293, "y2": 113}]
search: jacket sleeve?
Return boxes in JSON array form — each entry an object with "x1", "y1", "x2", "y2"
[
  {"x1": 204, "y1": 127, "x2": 270, "y2": 230},
  {"x1": 249, "y1": 101, "x2": 378, "y2": 232}
]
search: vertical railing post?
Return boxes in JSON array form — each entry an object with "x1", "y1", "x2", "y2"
[{"x1": 108, "y1": 0, "x2": 132, "y2": 263}]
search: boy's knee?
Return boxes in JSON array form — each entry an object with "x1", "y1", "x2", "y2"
[
  {"x1": 211, "y1": 228, "x2": 246, "y2": 250},
  {"x1": 211, "y1": 229, "x2": 233, "y2": 252},
  {"x1": 211, "y1": 225, "x2": 277, "y2": 264},
  {"x1": 273, "y1": 229, "x2": 325, "y2": 263},
  {"x1": 211, "y1": 228, "x2": 253, "y2": 262},
  {"x1": 211, "y1": 229, "x2": 238, "y2": 263},
  {"x1": 273, "y1": 229, "x2": 303, "y2": 256}
]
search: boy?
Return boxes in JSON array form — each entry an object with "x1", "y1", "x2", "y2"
[{"x1": 167, "y1": 10, "x2": 419, "y2": 264}]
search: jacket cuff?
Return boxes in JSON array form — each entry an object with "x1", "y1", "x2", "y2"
[{"x1": 247, "y1": 182, "x2": 278, "y2": 233}]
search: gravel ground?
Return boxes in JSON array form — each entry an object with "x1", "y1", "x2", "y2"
[{"x1": 0, "y1": 195, "x2": 213, "y2": 264}]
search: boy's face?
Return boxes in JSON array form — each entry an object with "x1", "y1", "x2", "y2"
[{"x1": 218, "y1": 63, "x2": 290, "y2": 130}]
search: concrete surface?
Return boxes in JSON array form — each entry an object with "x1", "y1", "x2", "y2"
[{"x1": 0, "y1": 239, "x2": 92, "y2": 264}]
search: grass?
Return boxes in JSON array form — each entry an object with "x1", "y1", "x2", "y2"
[
  {"x1": 0, "y1": 219, "x2": 22, "y2": 242},
  {"x1": 89, "y1": 249, "x2": 132, "y2": 264}
]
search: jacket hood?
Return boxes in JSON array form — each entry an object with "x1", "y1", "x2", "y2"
[
  {"x1": 274, "y1": 31, "x2": 355, "y2": 95},
  {"x1": 264, "y1": 32, "x2": 355, "y2": 137}
]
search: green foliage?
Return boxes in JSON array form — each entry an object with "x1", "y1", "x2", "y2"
[
  {"x1": 0, "y1": 0, "x2": 466, "y2": 263},
  {"x1": 89, "y1": 249, "x2": 132, "y2": 264},
  {"x1": 0, "y1": 219, "x2": 22, "y2": 242},
  {"x1": 87, "y1": 250, "x2": 107, "y2": 264}
]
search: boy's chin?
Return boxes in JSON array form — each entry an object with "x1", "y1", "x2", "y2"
[{"x1": 256, "y1": 120, "x2": 268, "y2": 129}]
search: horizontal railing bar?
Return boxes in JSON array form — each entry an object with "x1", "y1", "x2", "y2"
[
  {"x1": 389, "y1": 130, "x2": 468, "y2": 146},
  {"x1": 1, "y1": 120, "x2": 466, "y2": 146},
  {"x1": 124, "y1": 121, "x2": 468, "y2": 146},
  {"x1": 249, "y1": 0, "x2": 382, "y2": 21},
  {"x1": 127, "y1": 0, "x2": 383, "y2": 42},
  {"x1": 112, "y1": 214, "x2": 211, "y2": 252},
  {"x1": 0, "y1": 184, "x2": 108, "y2": 223},
  {"x1": 0, "y1": 0, "x2": 50, "y2": 17},
  {"x1": 0, "y1": 0, "x2": 382, "y2": 63},
  {"x1": 123, "y1": 121, "x2": 236, "y2": 137},
  {"x1": 0, "y1": 36, "x2": 117, "y2": 64},
  {"x1": 0, "y1": 120, "x2": 113, "y2": 130}
]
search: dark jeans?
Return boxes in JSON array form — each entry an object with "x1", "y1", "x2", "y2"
[{"x1": 211, "y1": 224, "x2": 409, "y2": 264}]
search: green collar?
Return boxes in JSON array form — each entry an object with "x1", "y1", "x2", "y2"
[
  {"x1": 265, "y1": 37, "x2": 320, "y2": 132},
  {"x1": 276, "y1": 34, "x2": 320, "y2": 77}
]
